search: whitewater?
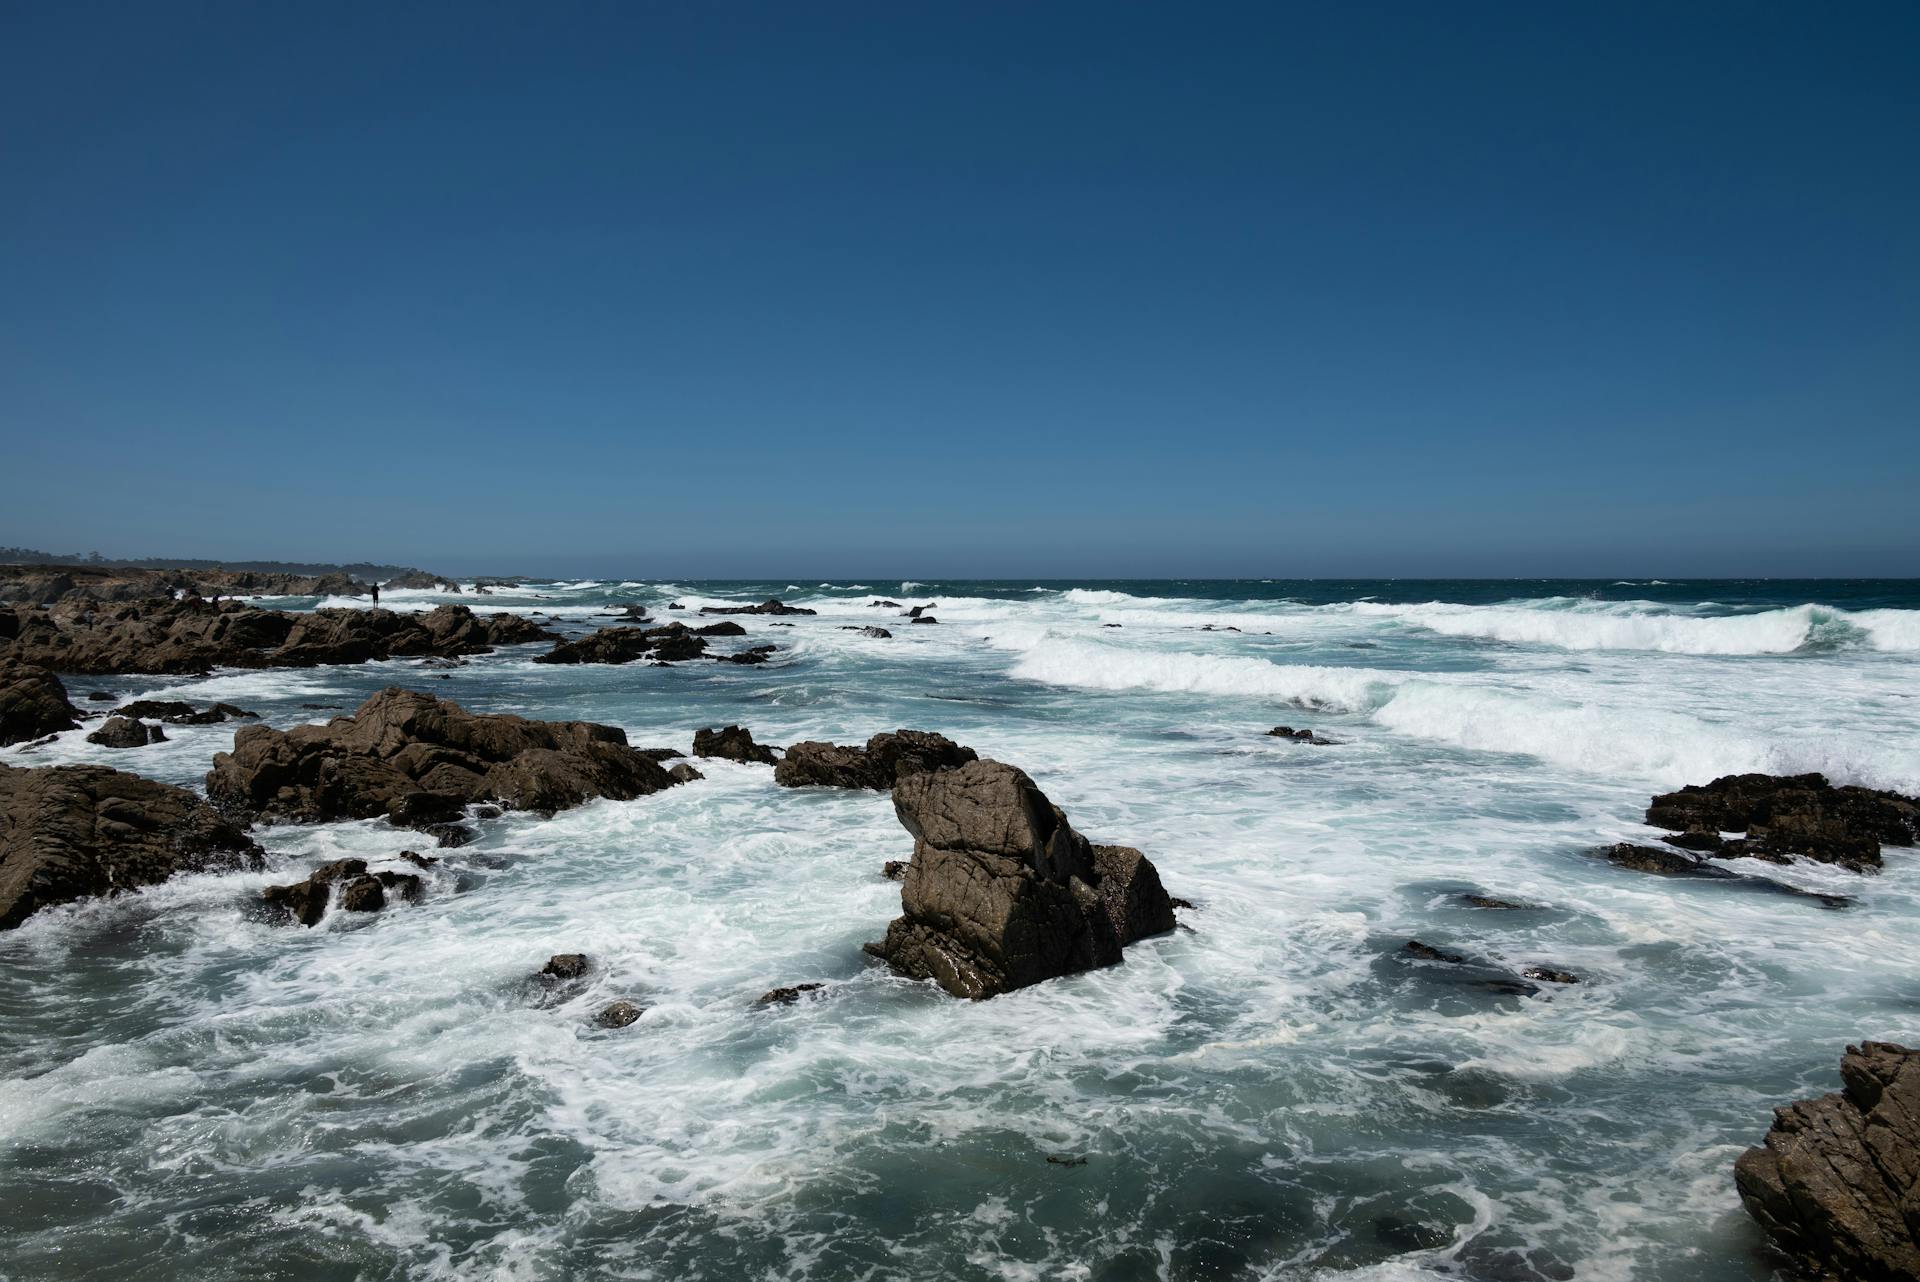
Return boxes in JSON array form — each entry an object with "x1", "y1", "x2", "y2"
[{"x1": 4, "y1": 578, "x2": 1918, "y2": 1281}]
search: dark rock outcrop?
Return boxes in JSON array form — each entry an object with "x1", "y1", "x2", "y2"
[
  {"x1": 1400, "y1": 939, "x2": 1544, "y2": 997},
  {"x1": 382, "y1": 571, "x2": 462, "y2": 592},
  {"x1": 534, "y1": 624, "x2": 711, "y2": 666},
  {"x1": 1595, "y1": 843, "x2": 1853, "y2": 908},
  {"x1": 699, "y1": 599, "x2": 816, "y2": 617},
  {"x1": 263, "y1": 858, "x2": 423, "y2": 926},
  {"x1": 865, "y1": 760, "x2": 1176, "y2": 999},
  {"x1": 858, "y1": 626, "x2": 892, "y2": 638},
  {"x1": 773, "y1": 730, "x2": 977, "y2": 791},
  {"x1": 206, "y1": 687, "x2": 680, "y2": 825},
  {"x1": 1735, "y1": 1041, "x2": 1920, "y2": 1281},
  {"x1": 1267, "y1": 725, "x2": 1334, "y2": 745},
  {"x1": 112, "y1": 699, "x2": 258, "y2": 725},
  {"x1": 1, "y1": 661, "x2": 80, "y2": 745},
  {"x1": 1646, "y1": 773, "x2": 1919, "y2": 872},
  {"x1": 667, "y1": 762, "x2": 704, "y2": 783},
  {"x1": 693, "y1": 725, "x2": 778, "y2": 766},
  {"x1": 755, "y1": 983, "x2": 825, "y2": 1007},
  {"x1": 2, "y1": 599, "x2": 555, "y2": 675},
  {"x1": 541, "y1": 953, "x2": 590, "y2": 980},
  {"x1": 0, "y1": 761, "x2": 265, "y2": 928},
  {"x1": 86, "y1": 716, "x2": 166, "y2": 748},
  {"x1": 910, "y1": 616, "x2": 938, "y2": 625}
]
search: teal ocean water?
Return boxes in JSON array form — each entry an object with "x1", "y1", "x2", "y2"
[{"x1": 4, "y1": 579, "x2": 1919, "y2": 1280}]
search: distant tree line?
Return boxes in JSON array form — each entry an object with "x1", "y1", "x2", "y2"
[{"x1": 0, "y1": 546, "x2": 429, "y2": 579}]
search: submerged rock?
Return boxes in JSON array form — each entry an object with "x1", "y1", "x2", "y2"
[
  {"x1": 755, "y1": 982, "x2": 825, "y2": 1007},
  {"x1": 693, "y1": 725, "x2": 778, "y2": 766},
  {"x1": 1594, "y1": 843, "x2": 1853, "y2": 908},
  {"x1": 540, "y1": 953, "x2": 590, "y2": 980},
  {"x1": 1645, "y1": 773, "x2": 1919, "y2": 872},
  {"x1": 0, "y1": 761, "x2": 264, "y2": 928},
  {"x1": 1267, "y1": 725, "x2": 1335, "y2": 745},
  {"x1": 595, "y1": 1000, "x2": 645, "y2": 1028},
  {"x1": 865, "y1": 759, "x2": 1176, "y2": 999},
  {"x1": 1736, "y1": 1041, "x2": 1920, "y2": 1281},
  {"x1": 0, "y1": 661, "x2": 80, "y2": 746},
  {"x1": 206, "y1": 687, "x2": 681, "y2": 825},
  {"x1": 773, "y1": 730, "x2": 977, "y2": 791},
  {"x1": 85, "y1": 716, "x2": 167, "y2": 748}
]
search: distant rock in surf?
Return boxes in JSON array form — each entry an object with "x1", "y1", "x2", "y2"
[
  {"x1": 698, "y1": 599, "x2": 816, "y2": 616},
  {"x1": 693, "y1": 725, "x2": 778, "y2": 765},
  {"x1": 865, "y1": 759, "x2": 1175, "y2": 999},
  {"x1": 595, "y1": 1000, "x2": 645, "y2": 1028},
  {"x1": 1267, "y1": 726, "x2": 1334, "y2": 745},
  {"x1": 1593, "y1": 843, "x2": 1852, "y2": 907},
  {"x1": 0, "y1": 761, "x2": 264, "y2": 929},
  {"x1": 534, "y1": 624, "x2": 708, "y2": 665},
  {"x1": 0, "y1": 660, "x2": 80, "y2": 745},
  {"x1": 1736, "y1": 1041, "x2": 1920, "y2": 1281},
  {"x1": 262, "y1": 857, "x2": 424, "y2": 927},
  {"x1": 1645, "y1": 773, "x2": 1919, "y2": 872},
  {"x1": 112, "y1": 699, "x2": 258, "y2": 725},
  {"x1": 206, "y1": 687, "x2": 682, "y2": 825},
  {"x1": 774, "y1": 730, "x2": 977, "y2": 791},
  {"x1": 755, "y1": 982, "x2": 824, "y2": 1007}
]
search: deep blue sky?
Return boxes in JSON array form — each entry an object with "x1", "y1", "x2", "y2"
[{"x1": 2, "y1": 2, "x2": 1915, "y2": 577}]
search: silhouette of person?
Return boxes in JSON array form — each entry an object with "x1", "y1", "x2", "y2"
[{"x1": 370, "y1": 582, "x2": 380, "y2": 605}]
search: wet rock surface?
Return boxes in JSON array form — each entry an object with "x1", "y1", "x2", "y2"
[
  {"x1": 1646, "y1": 773, "x2": 1919, "y2": 872},
  {"x1": 1736, "y1": 1041, "x2": 1920, "y2": 1281},
  {"x1": 205, "y1": 687, "x2": 680, "y2": 824},
  {"x1": 0, "y1": 761, "x2": 265, "y2": 928},
  {"x1": 112, "y1": 699, "x2": 258, "y2": 725},
  {"x1": 85, "y1": 716, "x2": 167, "y2": 748},
  {"x1": 773, "y1": 730, "x2": 977, "y2": 791},
  {"x1": 693, "y1": 725, "x2": 778, "y2": 766},
  {"x1": 698, "y1": 599, "x2": 816, "y2": 616},
  {"x1": 534, "y1": 624, "x2": 711, "y2": 665},
  {"x1": 865, "y1": 759, "x2": 1176, "y2": 999}
]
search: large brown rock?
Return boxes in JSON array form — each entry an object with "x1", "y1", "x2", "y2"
[
  {"x1": 693, "y1": 725, "x2": 778, "y2": 765},
  {"x1": 0, "y1": 761, "x2": 265, "y2": 928},
  {"x1": 1646, "y1": 773, "x2": 1919, "y2": 872},
  {"x1": 865, "y1": 760, "x2": 1175, "y2": 999},
  {"x1": 1, "y1": 599, "x2": 555, "y2": 676},
  {"x1": 1735, "y1": 1042, "x2": 1920, "y2": 1281},
  {"x1": 0, "y1": 660, "x2": 79, "y2": 745},
  {"x1": 205, "y1": 687, "x2": 680, "y2": 824},
  {"x1": 773, "y1": 730, "x2": 977, "y2": 791}
]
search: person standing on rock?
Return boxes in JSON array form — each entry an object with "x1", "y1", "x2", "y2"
[{"x1": 370, "y1": 581, "x2": 380, "y2": 606}]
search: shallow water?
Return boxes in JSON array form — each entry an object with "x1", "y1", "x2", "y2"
[{"x1": 4, "y1": 579, "x2": 1918, "y2": 1280}]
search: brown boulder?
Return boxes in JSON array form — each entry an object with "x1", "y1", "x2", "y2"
[
  {"x1": 1735, "y1": 1042, "x2": 1920, "y2": 1281},
  {"x1": 206, "y1": 687, "x2": 680, "y2": 824},
  {"x1": 865, "y1": 760, "x2": 1175, "y2": 999},
  {"x1": 1646, "y1": 773, "x2": 1918, "y2": 872},
  {"x1": 0, "y1": 761, "x2": 264, "y2": 928},
  {"x1": 0, "y1": 661, "x2": 80, "y2": 745},
  {"x1": 693, "y1": 725, "x2": 778, "y2": 766},
  {"x1": 86, "y1": 716, "x2": 167, "y2": 748}
]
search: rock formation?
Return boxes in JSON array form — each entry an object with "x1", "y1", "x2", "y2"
[
  {"x1": 112, "y1": 699, "x2": 258, "y2": 725},
  {"x1": 206, "y1": 687, "x2": 680, "y2": 825},
  {"x1": 1646, "y1": 773, "x2": 1919, "y2": 872},
  {"x1": 0, "y1": 660, "x2": 79, "y2": 745},
  {"x1": 692, "y1": 725, "x2": 778, "y2": 765},
  {"x1": 773, "y1": 730, "x2": 977, "y2": 791},
  {"x1": 2, "y1": 600, "x2": 555, "y2": 675},
  {"x1": 698, "y1": 599, "x2": 816, "y2": 616},
  {"x1": 1735, "y1": 1041, "x2": 1920, "y2": 1281},
  {"x1": 534, "y1": 624, "x2": 708, "y2": 665},
  {"x1": 85, "y1": 716, "x2": 167, "y2": 748},
  {"x1": 865, "y1": 759, "x2": 1176, "y2": 999},
  {"x1": 0, "y1": 761, "x2": 265, "y2": 928}
]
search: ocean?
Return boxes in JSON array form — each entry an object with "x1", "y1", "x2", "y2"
[{"x1": 4, "y1": 578, "x2": 1918, "y2": 1281}]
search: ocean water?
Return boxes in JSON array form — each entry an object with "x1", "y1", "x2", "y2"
[{"x1": 4, "y1": 579, "x2": 1919, "y2": 1281}]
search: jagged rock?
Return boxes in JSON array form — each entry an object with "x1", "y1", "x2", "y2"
[
  {"x1": 859, "y1": 627, "x2": 891, "y2": 638},
  {"x1": 717, "y1": 645, "x2": 778, "y2": 665},
  {"x1": 85, "y1": 716, "x2": 167, "y2": 748},
  {"x1": 1521, "y1": 966, "x2": 1579, "y2": 984},
  {"x1": 535, "y1": 624, "x2": 711, "y2": 665},
  {"x1": 906, "y1": 604, "x2": 936, "y2": 617},
  {"x1": 263, "y1": 859, "x2": 422, "y2": 926},
  {"x1": 338, "y1": 874, "x2": 386, "y2": 912},
  {"x1": 667, "y1": 762, "x2": 703, "y2": 783},
  {"x1": 541, "y1": 953, "x2": 590, "y2": 980},
  {"x1": 870, "y1": 599, "x2": 901, "y2": 609},
  {"x1": 864, "y1": 760, "x2": 1176, "y2": 999},
  {"x1": 1736, "y1": 1041, "x2": 1920, "y2": 1281},
  {"x1": 595, "y1": 1000, "x2": 645, "y2": 1028},
  {"x1": 698, "y1": 599, "x2": 816, "y2": 616},
  {"x1": 112, "y1": 699, "x2": 257, "y2": 725},
  {"x1": 0, "y1": 761, "x2": 264, "y2": 928},
  {"x1": 382, "y1": 570, "x2": 461, "y2": 592},
  {"x1": 755, "y1": 983, "x2": 825, "y2": 1007},
  {"x1": 206, "y1": 687, "x2": 681, "y2": 825},
  {"x1": 425, "y1": 822, "x2": 476, "y2": 849},
  {"x1": 1, "y1": 661, "x2": 80, "y2": 745},
  {"x1": 1267, "y1": 726, "x2": 1334, "y2": 745},
  {"x1": 883, "y1": 860, "x2": 907, "y2": 880},
  {"x1": 774, "y1": 730, "x2": 978, "y2": 791},
  {"x1": 2, "y1": 599, "x2": 555, "y2": 675},
  {"x1": 1646, "y1": 773, "x2": 1919, "y2": 872},
  {"x1": 693, "y1": 725, "x2": 778, "y2": 766},
  {"x1": 398, "y1": 850, "x2": 438, "y2": 869},
  {"x1": 1594, "y1": 843, "x2": 1854, "y2": 908}
]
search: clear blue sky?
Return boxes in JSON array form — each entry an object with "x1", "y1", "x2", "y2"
[{"x1": 2, "y1": 1, "x2": 1915, "y2": 578}]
